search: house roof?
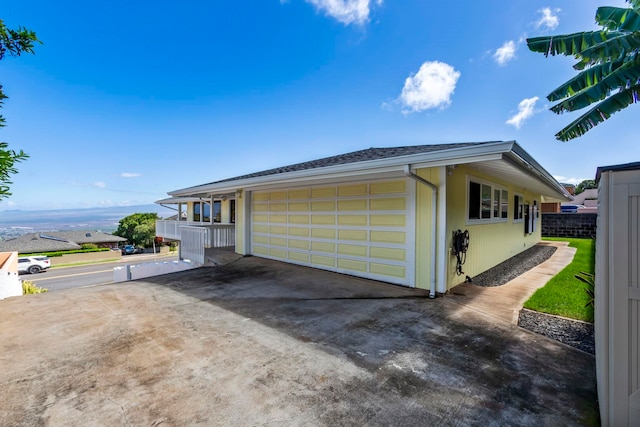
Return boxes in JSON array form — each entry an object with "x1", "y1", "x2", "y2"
[
  {"x1": 596, "y1": 161, "x2": 640, "y2": 182},
  {"x1": 161, "y1": 141, "x2": 572, "y2": 201},
  {"x1": 0, "y1": 231, "x2": 125, "y2": 254},
  {"x1": 0, "y1": 234, "x2": 82, "y2": 254}
]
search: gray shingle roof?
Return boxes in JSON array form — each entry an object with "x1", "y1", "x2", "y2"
[
  {"x1": 211, "y1": 142, "x2": 494, "y2": 185},
  {"x1": 0, "y1": 231, "x2": 125, "y2": 254}
]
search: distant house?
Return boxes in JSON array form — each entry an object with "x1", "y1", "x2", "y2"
[
  {"x1": 156, "y1": 141, "x2": 572, "y2": 296},
  {"x1": 0, "y1": 231, "x2": 126, "y2": 254}
]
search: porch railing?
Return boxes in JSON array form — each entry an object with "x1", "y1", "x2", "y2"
[{"x1": 156, "y1": 220, "x2": 235, "y2": 248}]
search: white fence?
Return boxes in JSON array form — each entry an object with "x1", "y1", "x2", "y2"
[
  {"x1": 596, "y1": 166, "x2": 640, "y2": 425},
  {"x1": 180, "y1": 226, "x2": 208, "y2": 265}
]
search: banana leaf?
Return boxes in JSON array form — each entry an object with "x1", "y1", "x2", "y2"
[
  {"x1": 547, "y1": 57, "x2": 626, "y2": 101},
  {"x1": 527, "y1": 31, "x2": 623, "y2": 57},
  {"x1": 555, "y1": 84, "x2": 640, "y2": 141},
  {"x1": 597, "y1": 6, "x2": 640, "y2": 31}
]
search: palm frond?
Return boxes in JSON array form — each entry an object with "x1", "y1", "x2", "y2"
[
  {"x1": 527, "y1": 31, "x2": 618, "y2": 57},
  {"x1": 554, "y1": 84, "x2": 640, "y2": 141},
  {"x1": 576, "y1": 32, "x2": 640, "y2": 69},
  {"x1": 597, "y1": 6, "x2": 640, "y2": 31},
  {"x1": 628, "y1": 0, "x2": 640, "y2": 12},
  {"x1": 547, "y1": 57, "x2": 626, "y2": 101},
  {"x1": 550, "y1": 60, "x2": 640, "y2": 112}
]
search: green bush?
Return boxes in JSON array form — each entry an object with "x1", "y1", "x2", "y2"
[
  {"x1": 23, "y1": 247, "x2": 112, "y2": 258},
  {"x1": 22, "y1": 280, "x2": 48, "y2": 294},
  {"x1": 81, "y1": 243, "x2": 99, "y2": 249}
]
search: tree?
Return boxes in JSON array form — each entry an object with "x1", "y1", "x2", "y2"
[
  {"x1": 113, "y1": 213, "x2": 159, "y2": 247},
  {"x1": 0, "y1": 19, "x2": 39, "y2": 200},
  {"x1": 527, "y1": 0, "x2": 640, "y2": 141},
  {"x1": 575, "y1": 179, "x2": 598, "y2": 195}
]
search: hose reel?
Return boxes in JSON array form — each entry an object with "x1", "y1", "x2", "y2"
[{"x1": 452, "y1": 229, "x2": 469, "y2": 276}]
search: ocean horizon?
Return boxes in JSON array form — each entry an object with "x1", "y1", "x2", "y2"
[{"x1": 0, "y1": 204, "x2": 176, "y2": 238}]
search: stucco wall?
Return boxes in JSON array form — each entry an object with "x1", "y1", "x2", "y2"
[{"x1": 541, "y1": 213, "x2": 597, "y2": 238}]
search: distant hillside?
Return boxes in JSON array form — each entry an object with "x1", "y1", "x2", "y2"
[{"x1": 0, "y1": 204, "x2": 176, "y2": 237}]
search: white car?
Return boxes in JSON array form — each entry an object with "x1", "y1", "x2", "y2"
[{"x1": 18, "y1": 256, "x2": 51, "y2": 274}]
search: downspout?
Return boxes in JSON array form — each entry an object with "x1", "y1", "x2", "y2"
[{"x1": 404, "y1": 165, "x2": 437, "y2": 298}]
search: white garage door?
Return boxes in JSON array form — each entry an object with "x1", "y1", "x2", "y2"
[{"x1": 251, "y1": 179, "x2": 415, "y2": 286}]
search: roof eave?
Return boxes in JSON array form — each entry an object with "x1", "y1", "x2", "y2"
[{"x1": 167, "y1": 141, "x2": 517, "y2": 197}]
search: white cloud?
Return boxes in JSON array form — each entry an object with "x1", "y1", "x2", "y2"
[
  {"x1": 93, "y1": 182, "x2": 107, "y2": 189},
  {"x1": 398, "y1": 61, "x2": 460, "y2": 113},
  {"x1": 553, "y1": 176, "x2": 589, "y2": 186},
  {"x1": 493, "y1": 40, "x2": 517, "y2": 66},
  {"x1": 305, "y1": 0, "x2": 382, "y2": 25},
  {"x1": 535, "y1": 7, "x2": 560, "y2": 30},
  {"x1": 5, "y1": 200, "x2": 16, "y2": 208},
  {"x1": 506, "y1": 97, "x2": 539, "y2": 129},
  {"x1": 120, "y1": 172, "x2": 141, "y2": 178}
]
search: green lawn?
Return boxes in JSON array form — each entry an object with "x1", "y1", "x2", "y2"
[{"x1": 523, "y1": 237, "x2": 595, "y2": 323}]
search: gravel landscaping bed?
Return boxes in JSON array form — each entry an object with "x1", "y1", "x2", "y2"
[
  {"x1": 468, "y1": 243, "x2": 595, "y2": 354},
  {"x1": 518, "y1": 309, "x2": 595, "y2": 354},
  {"x1": 470, "y1": 244, "x2": 557, "y2": 287}
]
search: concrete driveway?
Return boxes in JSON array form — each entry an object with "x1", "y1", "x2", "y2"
[{"x1": 0, "y1": 256, "x2": 598, "y2": 426}]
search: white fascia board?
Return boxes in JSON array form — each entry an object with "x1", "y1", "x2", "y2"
[
  {"x1": 155, "y1": 196, "x2": 209, "y2": 204},
  {"x1": 168, "y1": 141, "x2": 517, "y2": 197}
]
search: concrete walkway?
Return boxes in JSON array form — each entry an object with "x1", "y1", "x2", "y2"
[{"x1": 444, "y1": 241, "x2": 577, "y2": 324}]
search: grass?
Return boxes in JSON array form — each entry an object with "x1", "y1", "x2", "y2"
[{"x1": 523, "y1": 237, "x2": 595, "y2": 323}]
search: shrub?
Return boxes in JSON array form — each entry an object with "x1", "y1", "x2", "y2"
[
  {"x1": 22, "y1": 280, "x2": 48, "y2": 294},
  {"x1": 81, "y1": 243, "x2": 98, "y2": 249}
]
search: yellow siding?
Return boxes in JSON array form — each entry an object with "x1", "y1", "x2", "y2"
[
  {"x1": 311, "y1": 187, "x2": 336, "y2": 198},
  {"x1": 311, "y1": 254, "x2": 335, "y2": 267},
  {"x1": 444, "y1": 164, "x2": 543, "y2": 291},
  {"x1": 253, "y1": 225, "x2": 268, "y2": 233},
  {"x1": 311, "y1": 228, "x2": 335, "y2": 239},
  {"x1": 270, "y1": 203, "x2": 287, "y2": 212},
  {"x1": 338, "y1": 244, "x2": 367, "y2": 257},
  {"x1": 269, "y1": 226, "x2": 287, "y2": 235},
  {"x1": 253, "y1": 204, "x2": 269, "y2": 212},
  {"x1": 338, "y1": 259, "x2": 367, "y2": 272},
  {"x1": 270, "y1": 191, "x2": 287, "y2": 201},
  {"x1": 269, "y1": 215, "x2": 287, "y2": 223},
  {"x1": 370, "y1": 214, "x2": 405, "y2": 227},
  {"x1": 370, "y1": 247, "x2": 406, "y2": 261},
  {"x1": 288, "y1": 227, "x2": 309, "y2": 237},
  {"x1": 338, "y1": 229, "x2": 368, "y2": 241},
  {"x1": 338, "y1": 215, "x2": 367, "y2": 226},
  {"x1": 288, "y1": 189, "x2": 309, "y2": 199},
  {"x1": 370, "y1": 180, "x2": 406, "y2": 195},
  {"x1": 254, "y1": 246, "x2": 268, "y2": 255},
  {"x1": 370, "y1": 198, "x2": 406, "y2": 211},
  {"x1": 288, "y1": 202, "x2": 309, "y2": 212},
  {"x1": 253, "y1": 235, "x2": 269, "y2": 244},
  {"x1": 371, "y1": 231, "x2": 406, "y2": 244},
  {"x1": 288, "y1": 239, "x2": 309, "y2": 250},
  {"x1": 270, "y1": 248, "x2": 287, "y2": 258},
  {"x1": 338, "y1": 199, "x2": 367, "y2": 211},
  {"x1": 311, "y1": 215, "x2": 335, "y2": 225},
  {"x1": 338, "y1": 183, "x2": 368, "y2": 197},
  {"x1": 311, "y1": 241, "x2": 335, "y2": 253},
  {"x1": 269, "y1": 237, "x2": 287, "y2": 247},
  {"x1": 253, "y1": 193, "x2": 269, "y2": 201},
  {"x1": 311, "y1": 201, "x2": 335, "y2": 211},
  {"x1": 288, "y1": 251, "x2": 309, "y2": 262},
  {"x1": 253, "y1": 214, "x2": 268, "y2": 223},
  {"x1": 370, "y1": 263, "x2": 405, "y2": 278},
  {"x1": 289, "y1": 215, "x2": 309, "y2": 224}
]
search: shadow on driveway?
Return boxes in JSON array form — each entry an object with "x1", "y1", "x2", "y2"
[{"x1": 0, "y1": 256, "x2": 598, "y2": 426}]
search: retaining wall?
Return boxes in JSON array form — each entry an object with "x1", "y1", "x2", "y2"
[{"x1": 541, "y1": 213, "x2": 597, "y2": 238}]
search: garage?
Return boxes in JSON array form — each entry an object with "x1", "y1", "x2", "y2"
[{"x1": 250, "y1": 178, "x2": 416, "y2": 286}]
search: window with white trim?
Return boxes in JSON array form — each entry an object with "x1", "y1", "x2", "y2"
[
  {"x1": 513, "y1": 194, "x2": 524, "y2": 222},
  {"x1": 468, "y1": 178, "x2": 508, "y2": 222}
]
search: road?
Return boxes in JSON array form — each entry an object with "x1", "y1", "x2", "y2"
[{"x1": 21, "y1": 253, "x2": 179, "y2": 292}]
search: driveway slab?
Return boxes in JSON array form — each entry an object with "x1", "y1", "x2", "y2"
[{"x1": 0, "y1": 256, "x2": 598, "y2": 426}]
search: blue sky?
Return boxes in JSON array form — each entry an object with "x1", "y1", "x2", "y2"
[{"x1": 2, "y1": 0, "x2": 637, "y2": 210}]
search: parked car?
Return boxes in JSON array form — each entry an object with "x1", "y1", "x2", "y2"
[
  {"x1": 561, "y1": 204, "x2": 585, "y2": 213},
  {"x1": 18, "y1": 256, "x2": 51, "y2": 274},
  {"x1": 122, "y1": 245, "x2": 141, "y2": 255}
]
